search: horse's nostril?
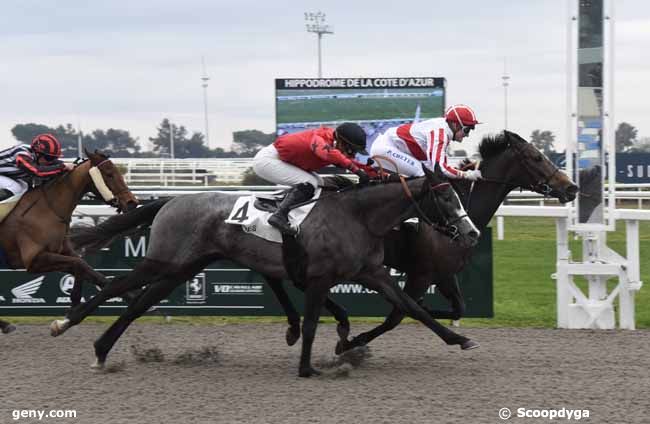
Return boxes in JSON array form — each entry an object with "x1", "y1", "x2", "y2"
[
  {"x1": 567, "y1": 185, "x2": 579, "y2": 195},
  {"x1": 469, "y1": 230, "x2": 480, "y2": 240}
]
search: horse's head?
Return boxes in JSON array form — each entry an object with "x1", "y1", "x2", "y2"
[
  {"x1": 419, "y1": 165, "x2": 480, "y2": 247},
  {"x1": 480, "y1": 131, "x2": 578, "y2": 203},
  {"x1": 84, "y1": 149, "x2": 139, "y2": 212}
]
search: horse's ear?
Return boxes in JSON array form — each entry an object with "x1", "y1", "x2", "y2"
[{"x1": 83, "y1": 147, "x2": 91, "y2": 158}]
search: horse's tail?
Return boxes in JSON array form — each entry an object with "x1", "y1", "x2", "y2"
[{"x1": 69, "y1": 197, "x2": 172, "y2": 252}]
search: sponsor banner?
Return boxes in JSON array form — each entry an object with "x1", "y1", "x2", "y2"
[{"x1": 0, "y1": 229, "x2": 492, "y2": 317}]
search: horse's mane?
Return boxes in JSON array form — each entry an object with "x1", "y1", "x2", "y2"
[{"x1": 478, "y1": 132, "x2": 510, "y2": 160}]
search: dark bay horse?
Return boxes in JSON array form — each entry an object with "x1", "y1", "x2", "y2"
[
  {"x1": 334, "y1": 130, "x2": 578, "y2": 352},
  {"x1": 58, "y1": 166, "x2": 480, "y2": 377},
  {"x1": 0, "y1": 150, "x2": 138, "y2": 332}
]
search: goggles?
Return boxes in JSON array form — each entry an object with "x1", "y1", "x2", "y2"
[{"x1": 451, "y1": 108, "x2": 475, "y2": 136}]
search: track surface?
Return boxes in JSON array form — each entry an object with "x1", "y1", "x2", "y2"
[{"x1": 2, "y1": 324, "x2": 648, "y2": 423}]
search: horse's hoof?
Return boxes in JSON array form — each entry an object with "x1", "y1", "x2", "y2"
[
  {"x1": 2, "y1": 324, "x2": 16, "y2": 334},
  {"x1": 49, "y1": 319, "x2": 70, "y2": 337},
  {"x1": 285, "y1": 327, "x2": 300, "y2": 346},
  {"x1": 461, "y1": 340, "x2": 480, "y2": 350},
  {"x1": 298, "y1": 366, "x2": 322, "y2": 378},
  {"x1": 91, "y1": 358, "x2": 106, "y2": 370},
  {"x1": 335, "y1": 339, "x2": 351, "y2": 355}
]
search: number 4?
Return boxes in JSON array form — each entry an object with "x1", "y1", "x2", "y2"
[{"x1": 232, "y1": 201, "x2": 250, "y2": 222}]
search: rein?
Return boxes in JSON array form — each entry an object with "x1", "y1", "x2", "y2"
[{"x1": 463, "y1": 140, "x2": 562, "y2": 210}]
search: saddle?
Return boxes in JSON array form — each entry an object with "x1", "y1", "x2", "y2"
[{"x1": 253, "y1": 192, "x2": 287, "y2": 213}]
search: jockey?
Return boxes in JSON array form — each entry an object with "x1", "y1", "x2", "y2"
[
  {"x1": 370, "y1": 104, "x2": 483, "y2": 180},
  {"x1": 0, "y1": 133, "x2": 74, "y2": 201},
  {"x1": 253, "y1": 122, "x2": 376, "y2": 236}
]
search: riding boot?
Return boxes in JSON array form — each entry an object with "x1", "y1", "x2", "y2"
[
  {"x1": 0, "y1": 189, "x2": 14, "y2": 202},
  {"x1": 268, "y1": 183, "x2": 315, "y2": 236}
]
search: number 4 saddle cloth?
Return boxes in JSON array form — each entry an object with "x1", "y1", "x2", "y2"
[{"x1": 224, "y1": 188, "x2": 322, "y2": 243}]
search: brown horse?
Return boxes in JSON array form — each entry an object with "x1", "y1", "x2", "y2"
[{"x1": 0, "y1": 149, "x2": 138, "y2": 332}]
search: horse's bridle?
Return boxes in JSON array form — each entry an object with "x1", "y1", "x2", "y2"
[
  {"x1": 371, "y1": 154, "x2": 468, "y2": 240},
  {"x1": 471, "y1": 141, "x2": 562, "y2": 199},
  {"x1": 95, "y1": 158, "x2": 131, "y2": 209}
]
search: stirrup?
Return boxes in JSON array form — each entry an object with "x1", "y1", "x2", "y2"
[{"x1": 268, "y1": 215, "x2": 298, "y2": 236}]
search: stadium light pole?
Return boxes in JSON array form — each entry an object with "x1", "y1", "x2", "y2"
[
  {"x1": 502, "y1": 57, "x2": 510, "y2": 130},
  {"x1": 305, "y1": 11, "x2": 334, "y2": 78},
  {"x1": 201, "y1": 56, "x2": 210, "y2": 149}
]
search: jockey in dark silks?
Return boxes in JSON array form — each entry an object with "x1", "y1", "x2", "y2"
[
  {"x1": 0, "y1": 133, "x2": 74, "y2": 201},
  {"x1": 253, "y1": 122, "x2": 376, "y2": 236}
]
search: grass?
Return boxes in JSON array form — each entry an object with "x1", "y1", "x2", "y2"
[
  {"x1": 5, "y1": 218, "x2": 649, "y2": 329},
  {"x1": 276, "y1": 97, "x2": 444, "y2": 123}
]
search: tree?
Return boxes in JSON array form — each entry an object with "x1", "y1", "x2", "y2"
[
  {"x1": 241, "y1": 167, "x2": 273, "y2": 186},
  {"x1": 148, "y1": 119, "x2": 216, "y2": 158},
  {"x1": 85, "y1": 129, "x2": 140, "y2": 157},
  {"x1": 530, "y1": 130, "x2": 556, "y2": 155},
  {"x1": 231, "y1": 130, "x2": 275, "y2": 156},
  {"x1": 615, "y1": 122, "x2": 638, "y2": 152},
  {"x1": 12, "y1": 123, "x2": 141, "y2": 157},
  {"x1": 628, "y1": 137, "x2": 650, "y2": 153}
]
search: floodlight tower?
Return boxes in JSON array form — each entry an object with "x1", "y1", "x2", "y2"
[
  {"x1": 502, "y1": 57, "x2": 510, "y2": 130},
  {"x1": 304, "y1": 11, "x2": 334, "y2": 78},
  {"x1": 201, "y1": 56, "x2": 210, "y2": 149}
]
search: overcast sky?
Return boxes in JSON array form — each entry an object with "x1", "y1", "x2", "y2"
[{"x1": 1, "y1": 0, "x2": 648, "y2": 154}]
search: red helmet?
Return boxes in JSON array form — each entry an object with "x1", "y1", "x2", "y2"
[
  {"x1": 31, "y1": 133, "x2": 62, "y2": 158},
  {"x1": 445, "y1": 104, "x2": 481, "y2": 127}
]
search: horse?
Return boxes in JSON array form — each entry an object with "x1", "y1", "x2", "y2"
[
  {"x1": 57, "y1": 165, "x2": 481, "y2": 377},
  {"x1": 332, "y1": 130, "x2": 579, "y2": 353},
  {"x1": 0, "y1": 149, "x2": 138, "y2": 332},
  {"x1": 577, "y1": 164, "x2": 602, "y2": 223}
]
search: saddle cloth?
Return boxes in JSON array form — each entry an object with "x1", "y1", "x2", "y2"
[
  {"x1": 0, "y1": 193, "x2": 25, "y2": 223},
  {"x1": 224, "y1": 188, "x2": 321, "y2": 243}
]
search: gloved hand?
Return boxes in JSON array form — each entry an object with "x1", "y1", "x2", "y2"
[
  {"x1": 354, "y1": 168, "x2": 370, "y2": 185},
  {"x1": 463, "y1": 170, "x2": 482, "y2": 181}
]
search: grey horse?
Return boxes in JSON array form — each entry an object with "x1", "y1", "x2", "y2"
[{"x1": 57, "y1": 166, "x2": 480, "y2": 377}]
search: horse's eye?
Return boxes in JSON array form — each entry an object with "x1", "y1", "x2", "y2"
[{"x1": 535, "y1": 155, "x2": 543, "y2": 162}]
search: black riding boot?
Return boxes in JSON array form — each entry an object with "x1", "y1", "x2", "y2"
[
  {"x1": 268, "y1": 183, "x2": 315, "y2": 236},
  {"x1": 0, "y1": 189, "x2": 14, "y2": 202}
]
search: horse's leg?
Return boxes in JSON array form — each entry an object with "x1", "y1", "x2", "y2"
[
  {"x1": 336, "y1": 272, "x2": 430, "y2": 354},
  {"x1": 27, "y1": 251, "x2": 110, "y2": 306},
  {"x1": 51, "y1": 276, "x2": 146, "y2": 336},
  {"x1": 265, "y1": 277, "x2": 301, "y2": 346},
  {"x1": 420, "y1": 274, "x2": 466, "y2": 320},
  {"x1": 0, "y1": 319, "x2": 16, "y2": 334},
  {"x1": 356, "y1": 267, "x2": 477, "y2": 349},
  {"x1": 298, "y1": 282, "x2": 330, "y2": 378},
  {"x1": 93, "y1": 278, "x2": 178, "y2": 368}
]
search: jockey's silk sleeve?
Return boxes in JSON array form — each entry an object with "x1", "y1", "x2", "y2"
[
  {"x1": 16, "y1": 154, "x2": 66, "y2": 177},
  {"x1": 310, "y1": 134, "x2": 357, "y2": 171}
]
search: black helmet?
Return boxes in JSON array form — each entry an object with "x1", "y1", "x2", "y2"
[{"x1": 335, "y1": 123, "x2": 368, "y2": 155}]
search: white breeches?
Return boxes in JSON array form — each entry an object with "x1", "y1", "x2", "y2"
[
  {"x1": 369, "y1": 132, "x2": 425, "y2": 177},
  {"x1": 253, "y1": 144, "x2": 323, "y2": 189},
  {"x1": 0, "y1": 176, "x2": 28, "y2": 196}
]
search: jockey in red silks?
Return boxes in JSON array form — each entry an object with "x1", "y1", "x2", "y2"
[
  {"x1": 370, "y1": 104, "x2": 483, "y2": 180},
  {"x1": 253, "y1": 122, "x2": 376, "y2": 236},
  {"x1": 0, "y1": 133, "x2": 74, "y2": 201}
]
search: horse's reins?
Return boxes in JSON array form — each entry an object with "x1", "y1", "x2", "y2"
[
  {"x1": 372, "y1": 155, "x2": 467, "y2": 240},
  {"x1": 464, "y1": 141, "x2": 563, "y2": 211},
  {"x1": 23, "y1": 158, "x2": 126, "y2": 224}
]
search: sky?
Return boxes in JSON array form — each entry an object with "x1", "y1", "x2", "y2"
[{"x1": 1, "y1": 0, "x2": 648, "y2": 155}]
